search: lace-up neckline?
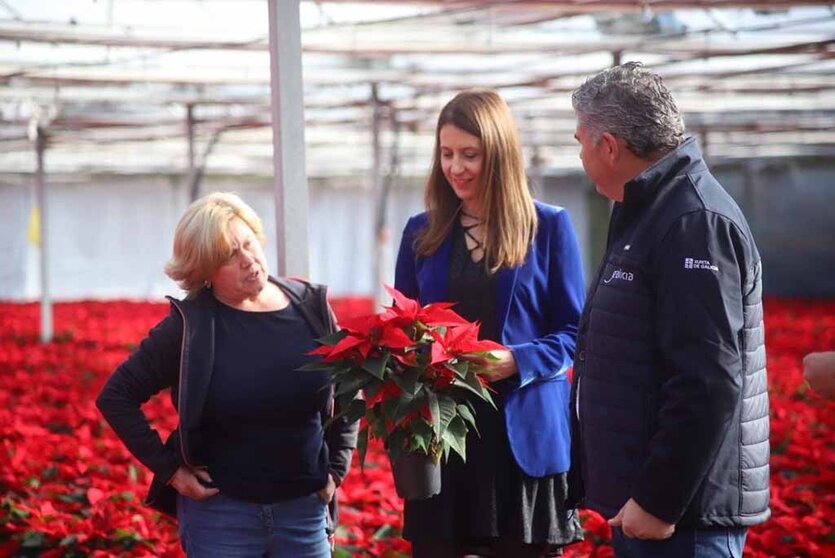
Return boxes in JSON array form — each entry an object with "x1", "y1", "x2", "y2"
[{"x1": 459, "y1": 210, "x2": 484, "y2": 263}]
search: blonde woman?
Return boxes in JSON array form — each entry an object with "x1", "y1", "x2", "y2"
[
  {"x1": 97, "y1": 192, "x2": 357, "y2": 557},
  {"x1": 395, "y1": 90, "x2": 585, "y2": 557}
]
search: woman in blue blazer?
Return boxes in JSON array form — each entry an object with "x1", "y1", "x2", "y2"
[{"x1": 395, "y1": 90, "x2": 585, "y2": 558}]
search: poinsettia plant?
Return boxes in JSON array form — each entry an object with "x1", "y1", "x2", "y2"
[{"x1": 303, "y1": 286, "x2": 504, "y2": 466}]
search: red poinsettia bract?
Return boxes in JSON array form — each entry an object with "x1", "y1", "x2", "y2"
[
  {"x1": 307, "y1": 286, "x2": 503, "y2": 467},
  {"x1": 1, "y1": 295, "x2": 833, "y2": 557}
]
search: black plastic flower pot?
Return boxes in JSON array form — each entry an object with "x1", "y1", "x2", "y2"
[{"x1": 390, "y1": 450, "x2": 441, "y2": 500}]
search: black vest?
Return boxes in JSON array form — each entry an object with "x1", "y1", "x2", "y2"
[{"x1": 571, "y1": 138, "x2": 770, "y2": 527}]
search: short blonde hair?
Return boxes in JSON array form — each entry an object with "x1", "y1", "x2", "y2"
[{"x1": 165, "y1": 192, "x2": 266, "y2": 297}]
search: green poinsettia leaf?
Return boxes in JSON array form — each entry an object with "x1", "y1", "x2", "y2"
[
  {"x1": 390, "y1": 365, "x2": 422, "y2": 395},
  {"x1": 410, "y1": 430, "x2": 430, "y2": 455},
  {"x1": 357, "y1": 427, "x2": 369, "y2": 469},
  {"x1": 387, "y1": 428, "x2": 408, "y2": 462},
  {"x1": 300, "y1": 358, "x2": 357, "y2": 375},
  {"x1": 449, "y1": 413, "x2": 468, "y2": 436},
  {"x1": 438, "y1": 396, "x2": 458, "y2": 438},
  {"x1": 456, "y1": 403, "x2": 479, "y2": 437},
  {"x1": 390, "y1": 393, "x2": 420, "y2": 424},
  {"x1": 364, "y1": 380, "x2": 382, "y2": 401},
  {"x1": 325, "y1": 396, "x2": 365, "y2": 429},
  {"x1": 463, "y1": 371, "x2": 497, "y2": 408},
  {"x1": 317, "y1": 329, "x2": 349, "y2": 346},
  {"x1": 331, "y1": 361, "x2": 360, "y2": 375},
  {"x1": 447, "y1": 360, "x2": 469, "y2": 379},
  {"x1": 426, "y1": 390, "x2": 441, "y2": 439},
  {"x1": 382, "y1": 393, "x2": 403, "y2": 419},
  {"x1": 411, "y1": 417, "x2": 433, "y2": 440},
  {"x1": 335, "y1": 391, "x2": 357, "y2": 414},
  {"x1": 368, "y1": 411, "x2": 388, "y2": 439},
  {"x1": 451, "y1": 374, "x2": 491, "y2": 404},
  {"x1": 362, "y1": 352, "x2": 389, "y2": 380},
  {"x1": 335, "y1": 373, "x2": 371, "y2": 398},
  {"x1": 442, "y1": 415, "x2": 468, "y2": 462},
  {"x1": 343, "y1": 398, "x2": 367, "y2": 425},
  {"x1": 297, "y1": 360, "x2": 331, "y2": 372},
  {"x1": 372, "y1": 524, "x2": 399, "y2": 541}
]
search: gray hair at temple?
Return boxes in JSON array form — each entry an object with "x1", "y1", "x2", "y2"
[{"x1": 572, "y1": 62, "x2": 685, "y2": 159}]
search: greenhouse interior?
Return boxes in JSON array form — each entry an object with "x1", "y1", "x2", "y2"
[{"x1": 1, "y1": 1, "x2": 833, "y2": 556}]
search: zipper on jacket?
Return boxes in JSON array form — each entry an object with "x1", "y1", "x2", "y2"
[
  {"x1": 169, "y1": 299, "x2": 196, "y2": 469},
  {"x1": 573, "y1": 237, "x2": 613, "y2": 509},
  {"x1": 575, "y1": 348, "x2": 589, "y2": 508},
  {"x1": 318, "y1": 285, "x2": 337, "y2": 419}
]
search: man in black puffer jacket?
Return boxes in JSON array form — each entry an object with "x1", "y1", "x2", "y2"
[{"x1": 569, "y1": 62, "x2": 770, "y2": 558}]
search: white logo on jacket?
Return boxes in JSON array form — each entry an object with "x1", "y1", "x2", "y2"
[
  {"x1": 684, "y1": 257, "x2": 719, "y2": 272},
  {"x1": 603, "y1": 269, "x2": 634, "y2": 284}
]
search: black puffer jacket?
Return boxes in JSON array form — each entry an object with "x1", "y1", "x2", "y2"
[
  {"x1": 570, "y1": 138, "x2": 770, "y2": 527},
  {"x1": 96, "y1": 277, "x2": 358, "y2": 530}
]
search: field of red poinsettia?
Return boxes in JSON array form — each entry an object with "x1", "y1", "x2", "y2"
[{"x1": 1, "y1": 297, "x2": 833, "y2": 557}]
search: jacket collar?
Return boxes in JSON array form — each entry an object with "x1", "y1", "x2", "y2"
[
  {"x1": 621, "y1": 136, "x2": 705, "y2": 214},
  {"x1": 174, "y1": 276, "x2": 303, "y2": 309}
]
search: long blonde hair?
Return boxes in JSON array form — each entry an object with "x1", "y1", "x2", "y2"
[
  {"x1": 165, "y1": 192, "x2": 266, "y2": 297},
  {"x1": 416, "y1": 89, "x2": 537, "y2": 272}
]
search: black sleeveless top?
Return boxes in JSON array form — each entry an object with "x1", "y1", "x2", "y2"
[{"x1": 448, "y1": 220, "x2": 501, "y2": 342}]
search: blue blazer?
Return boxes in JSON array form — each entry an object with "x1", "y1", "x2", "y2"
[{"x1": 394, "y1": 201, "x2": 585, "y2": 477}]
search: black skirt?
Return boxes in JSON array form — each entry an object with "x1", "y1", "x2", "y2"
[{"x1": 402, "y1": 392, "x2": 582, "y2": 548}]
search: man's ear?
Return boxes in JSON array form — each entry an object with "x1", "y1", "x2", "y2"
[{"x1": 600, "y1": 132, "x2": 620, "y2": 165}]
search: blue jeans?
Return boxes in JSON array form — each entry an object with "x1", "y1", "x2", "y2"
[
  {"x1": 177, "y1": 492, "x2": 330, "y2": 558},
  {"x1": 612, "y1": 527, "x2": 747, "y2": 558}
]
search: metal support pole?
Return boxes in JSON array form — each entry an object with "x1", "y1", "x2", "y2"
[
  {"x1": 189, "y1": 126, "x2": 225, "y2": 203},
  {"x1": 33, "y1": 125, "x2": 52, "y2": 343},
  {"x1": 268, "y1": 0, "x2": 309, "y2": 277},
  {"x1": 380, "y1": 114, "x2": 401, "y2": 300},
  {"x1": 186, "y1": 104, "x2": 198, "y2": 202},
  {"x1": 371, "y1": 83, "x2": 385, "y2": 309}
]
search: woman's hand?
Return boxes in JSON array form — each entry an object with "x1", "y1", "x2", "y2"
[
  {"x1": 467, "y1": 349, "x2": 518, "y2": 382},
  {"x1": 168, "y1": 466, "x2": 220, "y2": 501},
  {"x1": 317, "y1": 473, "x2": 337, "y2": 504}
]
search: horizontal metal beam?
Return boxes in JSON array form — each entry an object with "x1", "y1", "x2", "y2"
[
  {"x1": 3, "y1": 23, "x2": 833, "y2": 57},
  {"x1": 315, "y1": 0, "x2": 835, "y2": 10}
]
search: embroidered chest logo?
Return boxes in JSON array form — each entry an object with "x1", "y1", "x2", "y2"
[
  {"x1": 684, "y1": 257, "x2": 719, "y2": 272},
  {"x1": 603, "y1": 269, "x2": 634, "y2": 284}
]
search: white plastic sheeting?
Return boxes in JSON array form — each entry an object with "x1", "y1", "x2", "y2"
[
  {"x1": 0, "y1": 178, "x2": 414, "y2": 300},
  {"x1": 0, "y1": 176, "x2": 591, "y2": 301}
]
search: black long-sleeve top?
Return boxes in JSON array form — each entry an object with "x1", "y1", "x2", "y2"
[
  {"x1": 196, "y1": 302, "x2": 331, "y2": 502},
  {"x1": 96, "y1": 277, "x2": 358, "y2": 519}
]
